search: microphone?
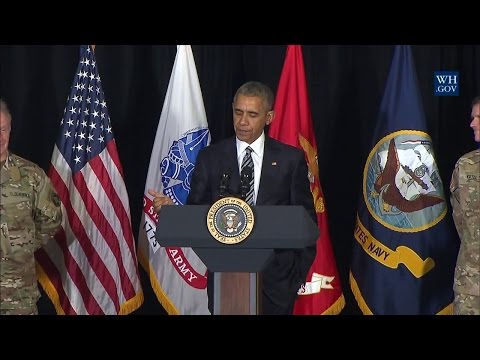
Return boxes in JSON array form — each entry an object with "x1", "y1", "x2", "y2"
[
  {"x1": 218, "y1": 169, "x2": 232, "y2": 198},
  {"x1": 240, "y1": 166, "x2": 253, "y2": 201}
]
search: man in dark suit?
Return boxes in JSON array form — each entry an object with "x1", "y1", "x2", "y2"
[{"x1": 150, "y1": 81, "x2": 317, "y2": 314}]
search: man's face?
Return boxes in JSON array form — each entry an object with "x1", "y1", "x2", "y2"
[
  {"x1": 0, "y1": 110, "x2": 11, "y2": 162},
  {"x1": 470, "y1": 103, "x2": 480, "y2": 143},
  {"x1": 233, "y1": 95, "x2": 273, "y2": 144}
]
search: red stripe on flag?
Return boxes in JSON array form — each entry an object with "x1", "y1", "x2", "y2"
[
  {"x1": 88, "y1": 152, "x2": 137, "y2": 299},
  {"x1": 105, "y1": 142, "x2": 137, "y2": 258},
  {"x1": 50, "y1": 164, "x2": 121, "y2": 313},
  {"x1": 106, "y1": 140, "x2": 126, "y2": 181},
  {"x1": 36, "y1": 245, "x2": 77, "y2": 315},
  {"x1": 72, "y1": 168, "x2": 134, "y2": 304},
  {"x1": 48, "y1": 166, "x2": 106, "y2": 314}
]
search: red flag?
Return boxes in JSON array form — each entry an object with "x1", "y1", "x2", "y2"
[
  {"x1": 35, "y1": 45, "x2": 143, "y2": 314},
  {"x1": 269, "y1": 45, "x2": 345, "y2": 314}
]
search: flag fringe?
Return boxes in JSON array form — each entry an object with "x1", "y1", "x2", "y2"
[
  {"x1": 436, "y1": 303, "x2": 453, "y2": 315},
  {"x1": 36, "y1": 261, "x2": 144, "y2": 315},
  {"x1": 36, "y1": 261, "x2": 66, "y2": 315},
  {"x1": 349, "y1": 271, "x2": 373, "y2": 315},
  {"x1": 319, "y1": 294, "x2": 346, "y2": 315},
  {"x1": 350, "y1": 271, "x2": 453, "y2": 315},
  {"x1": 138, "y1": 250, "x2": 180, "y2": 315},
  {"x1": 118, "y1": 291, "x2": 144, "y2": 315}
]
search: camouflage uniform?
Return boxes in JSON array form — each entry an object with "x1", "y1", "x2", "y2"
[
  {"x1": 450, "y1": 149, "x2": 480, "y2": 315},
  {"x1": 1, "y1": 153, "x2": 62, "y2": 315}
]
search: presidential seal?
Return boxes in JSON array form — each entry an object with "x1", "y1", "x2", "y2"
[{"x1": 207, "y1": 197, "x2": 254, "y2": 244}]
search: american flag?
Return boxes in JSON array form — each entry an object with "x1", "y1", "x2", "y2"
[{"x1": 35, "y1": 45, "x2": 143, "y2": 315}]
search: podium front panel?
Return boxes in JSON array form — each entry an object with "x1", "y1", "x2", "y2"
[
  {"x1": 213, "y1": 273, "x2": 261, "y2": 315},
  {"x1": 194, "y1": 248, "x2": 273, "y2": 273}
]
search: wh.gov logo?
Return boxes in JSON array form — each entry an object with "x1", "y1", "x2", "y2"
[{"x1": 434, "y1": 71, "x2": 459, "y2": 96}]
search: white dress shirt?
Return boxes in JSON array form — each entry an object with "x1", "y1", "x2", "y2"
[{"x1": 236, "y1": 132, "x2": 265, "y2": 205}]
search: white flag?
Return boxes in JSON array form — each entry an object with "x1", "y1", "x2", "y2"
[{"x1": 137, "y1": 45, "x2": 210, "y2": 315}]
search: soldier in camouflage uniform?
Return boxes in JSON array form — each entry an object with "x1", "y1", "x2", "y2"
[
  {"x1": 450, "y1": 96, "x2": 480, "y2": 315},
  {"x1": 1, "y1": 99, "x2": 62, "y2": 315}
]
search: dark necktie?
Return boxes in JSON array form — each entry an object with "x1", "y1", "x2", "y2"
[{"x1": 241, "y1": 146, "x2": 255, "y2": 205}]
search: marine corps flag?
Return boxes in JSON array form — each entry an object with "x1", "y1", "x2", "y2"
[
  {"x1": 349, "y1": 45, "x2": 459, "y2": 314},
  {"x1": 269, "y1": 45, "x2": 345, "y2": 314},
  {"x1": 137, "y1": 45, "x2": 210, "y2": 314}
]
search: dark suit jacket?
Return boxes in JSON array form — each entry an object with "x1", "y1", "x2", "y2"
[{"x1": 187, "y1": 135, "x2": 317, "y2": 312}]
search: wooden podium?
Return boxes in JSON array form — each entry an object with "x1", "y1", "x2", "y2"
[{"x1": 155, "y1": 204, "x2": 318, "y2": 315}]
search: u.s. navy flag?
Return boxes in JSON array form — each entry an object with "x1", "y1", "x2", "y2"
[
  {"x1": 36, "y1": 45, "x2": 143, "y2": 314},
  {"x1": 137, "y1": 45, "x2": 210, "y2": 315},
  {"x1": 349, "y1": 45, "x2": 459, "y2": 314}
]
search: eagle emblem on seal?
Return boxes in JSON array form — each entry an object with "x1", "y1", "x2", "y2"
[{"x1": 222, "y1": 209, "x2": 242, "y2": 233}]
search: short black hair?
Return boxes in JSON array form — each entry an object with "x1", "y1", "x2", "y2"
[{"x1": 233, "y1": 81, "x2": 274, "y2": 112}]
